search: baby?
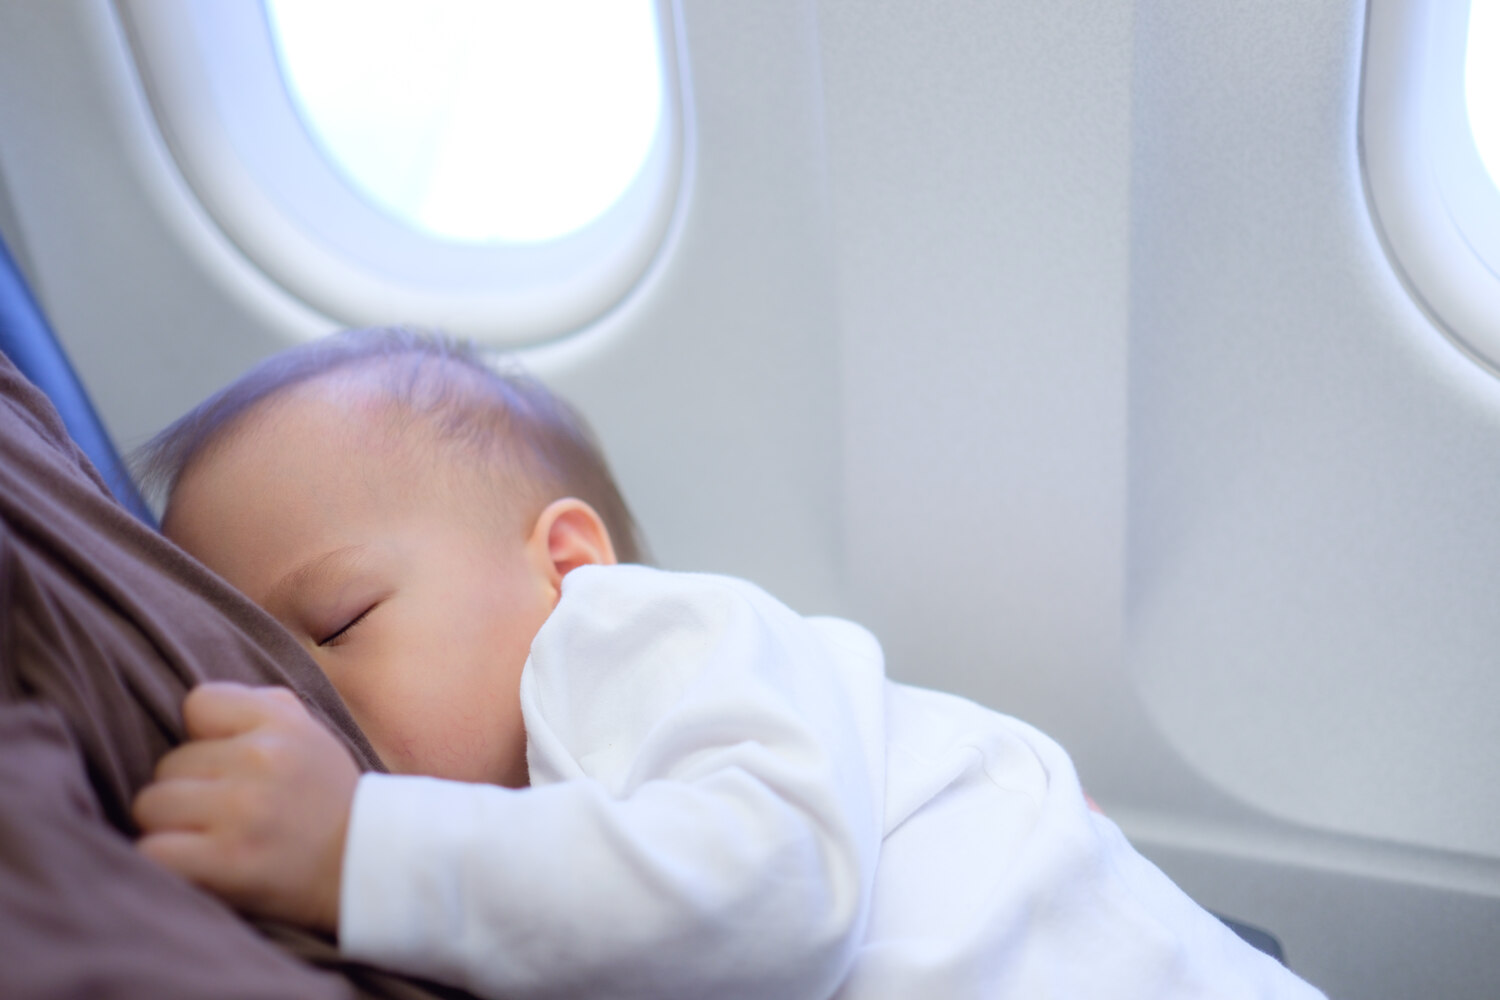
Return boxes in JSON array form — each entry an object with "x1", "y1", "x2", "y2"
[{"x1": 132, "y1": 328, "x2": 1324, "y2": 999}]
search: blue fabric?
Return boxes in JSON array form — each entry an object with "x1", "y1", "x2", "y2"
[{"x1": 0, "y1": 232, "x2": 155, "y2": 526}]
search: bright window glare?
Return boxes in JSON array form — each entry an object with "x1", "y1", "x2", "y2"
[
  {"x1": 1468, "y1": 0, "x2": 1500, "y2": 190},
  {"x1": 264, "y1": 0, "x2": 663, "y2": 244}
]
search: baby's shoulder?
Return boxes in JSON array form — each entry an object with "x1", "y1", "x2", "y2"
[{"x1": 881, "y1": 681, "x2": 1065, "y2": 806}]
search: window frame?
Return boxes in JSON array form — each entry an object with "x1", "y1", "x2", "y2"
[
  {"x1": 115, "y1": 0, "x2": 686, "y2": 345},
  {"x1": 1361, "y1": 0, "x2": 1500, "y2": 372}
]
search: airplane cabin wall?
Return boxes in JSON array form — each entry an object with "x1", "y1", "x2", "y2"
[{"x1": 1, "y1": 2, "x2": 1496, "y2": 997}]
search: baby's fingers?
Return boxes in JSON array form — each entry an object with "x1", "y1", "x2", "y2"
[
  {"x1": 135, "y1": 787, "x2": 273, "y2": 912},
  {"x1": 152, "y1": 736, "x2": 244, "y2": 782},
  {"x1": 182, "y1": 682, "x2": 302, "y2": 741},
  {"x1": 136, "y1": 829, "x2": 223, "y2": 888},
  {"x1": 132, "y1": 777, "x2": 220, "y2": 834}
]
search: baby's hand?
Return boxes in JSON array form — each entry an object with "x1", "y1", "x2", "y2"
[{"x1": 132, "y1": 682, "x2": 358, "y2": 935}]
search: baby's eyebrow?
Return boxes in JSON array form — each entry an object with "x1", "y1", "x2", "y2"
[{"x1": 260, "y1": 544, "x2": 369, "y2": 619}]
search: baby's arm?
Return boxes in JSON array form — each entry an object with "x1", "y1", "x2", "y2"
[
  {"x1": 133, "y1": 568, "x2": 884, "y2": 999},
  {"x1": 340, "y1": 567, "x2": 886, "y2": 1000},
  {"x1": 131, "y1": 682, "x2": 358, "y2": 934}
]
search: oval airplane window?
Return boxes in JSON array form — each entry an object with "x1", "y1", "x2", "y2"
[
  {"x1": 265, "y1": 0, "x2": 664, "y2": 245},
  {"x1": 1468, "y1": 0, "x2": 1500, "y2": 196},
  {"x1": 1362, "y1": 0, "x2": 1500, "y2": 373},
  {"x1": 116, "y1": 0, "x2": 685, "y2": 345}
]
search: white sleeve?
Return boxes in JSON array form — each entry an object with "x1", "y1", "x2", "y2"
[{"x1": 338, "y1": 565, "x2": 887, "y2": 1000}]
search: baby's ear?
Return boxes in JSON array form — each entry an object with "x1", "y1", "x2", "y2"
[{"x1": 531, "y1": 498, "x2": 617, "y2": 585}]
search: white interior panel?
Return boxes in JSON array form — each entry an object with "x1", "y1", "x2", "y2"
[{"x1": 1128, "y1": 0, "x2": 1500, "y2": 858}]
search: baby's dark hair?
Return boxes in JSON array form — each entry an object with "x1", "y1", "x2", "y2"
[{"x1": 135, "y1": 326, "x2": 646, "y2": 564}]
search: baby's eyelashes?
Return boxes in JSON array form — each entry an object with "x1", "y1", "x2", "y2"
[{"x1": 317, "y1": 604, "x2": 378, "y2": 648}]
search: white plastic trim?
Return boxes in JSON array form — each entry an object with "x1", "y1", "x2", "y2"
[
  {"x1": 1362, "y1": 0, "x2": 1500, "y2": 373},
  {"x1": 113, "y1": 0, "x2": 685, "y2": 346}
]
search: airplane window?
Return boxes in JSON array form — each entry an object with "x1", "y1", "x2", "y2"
[
  {"x1": 1361, "y1": 0, "x2": 1500, "y2": 373},
  {"x1": 264, "y1": 0, "x2": 664, "y2": 245},
  {"x1": 116, "y1": 0, "x2": 685, "y2": 345},
  {"x1": 1467, "y1": 0, "x2": 1500, "y2": 190}
]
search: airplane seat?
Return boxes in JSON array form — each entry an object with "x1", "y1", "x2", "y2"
[{"x1": 0, "y1": 229, "x2": 155, "y2": 526}]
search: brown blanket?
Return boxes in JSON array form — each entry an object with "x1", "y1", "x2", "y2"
[{"x1": 0, "y1": 353, "x2": 478, "y2": 999}]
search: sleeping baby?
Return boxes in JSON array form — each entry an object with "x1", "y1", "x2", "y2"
[{"x1": 131, "y1": 327, "x2": 1325, "y2": 999}]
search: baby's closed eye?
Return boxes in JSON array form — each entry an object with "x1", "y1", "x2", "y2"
[{"x1": 318, "y1": 604, "x2": 379, "y2": 647}]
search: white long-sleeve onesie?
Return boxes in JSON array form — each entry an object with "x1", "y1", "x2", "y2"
[{"x1": 339, "y1": 565, "x2": 1325, "y2": 1000}]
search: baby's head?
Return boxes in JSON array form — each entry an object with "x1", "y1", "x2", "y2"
[{"x1": 140, "y1": 327, "x2": 643, "y2": 787}]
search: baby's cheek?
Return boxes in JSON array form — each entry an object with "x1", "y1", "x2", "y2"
[
  {"x1": 338, "y1": 707, "x2": 412, "y2": 775},
  {"x1": 385, "y1": 707, "x2": 511, "y2": 783},
  {"x1": 327, "y1": 686, "x2": 422, "y2": 776}
]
